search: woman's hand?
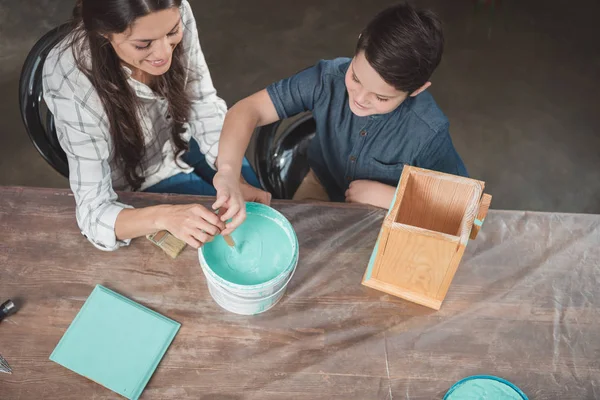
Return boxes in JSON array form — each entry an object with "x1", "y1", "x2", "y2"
[{"x1": 155, "y1": 204, "x2": 226, "y2": 249}]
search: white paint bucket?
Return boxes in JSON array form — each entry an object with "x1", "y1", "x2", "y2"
[{"x1": 198, "y1": 203, "x2": 299, "y2": 315}]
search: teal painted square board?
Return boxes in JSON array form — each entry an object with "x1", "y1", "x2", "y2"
[{"x1": 50, "y1": 285, "x2": 180, "y2": 399}]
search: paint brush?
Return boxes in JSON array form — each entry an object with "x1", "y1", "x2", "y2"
[{"x1": 146, "y1": 230, "x2": 187, "y2": 259}]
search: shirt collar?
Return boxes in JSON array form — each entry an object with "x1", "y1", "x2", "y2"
[{"x1": 122, "y1": 65, "x2": 157, "y2": 100}]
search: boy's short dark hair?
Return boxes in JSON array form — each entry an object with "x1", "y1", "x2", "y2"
[{"x1": 356, "y1": 3, "x2": 444, "y2": 94}]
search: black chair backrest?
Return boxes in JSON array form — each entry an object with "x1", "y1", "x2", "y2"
[
  {"x1": 19, "y1": 24, "x2": 72, "y2": 178},
  {"x1": 253, "y1": 113, "x2": 316, "y2": 199}
]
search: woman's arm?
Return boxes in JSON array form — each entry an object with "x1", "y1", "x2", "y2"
[
  {"x1": 43, "y1": 47, "x2": 223, "y2": 250},
  {"x1": 115, "y1": 204, "x2": 224, "y2": 248},
  {"x1": 43, "y1": 56, "x2": 131, "y2": 250}
]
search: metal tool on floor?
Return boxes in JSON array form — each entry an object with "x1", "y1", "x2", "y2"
[
  {"x1": 0, "y1": 299, "x2": 17, "y2": 321},
  {"x1": 0, "y1": 354, "x2": 12, "y2": 374}
]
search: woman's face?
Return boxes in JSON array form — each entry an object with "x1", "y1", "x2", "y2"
[{"x1": 108, "y1": 7, "x2": 183, "y2": 78}]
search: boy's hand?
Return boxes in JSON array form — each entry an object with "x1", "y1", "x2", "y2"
[
  {"x1": 345, "y1": 180, "x2": 395, "y2": 209},
  {"x1": 213, "y1": 169, "x2": 272, "y2": 235},
  {"x1": 212, "y1": 168, "x2": 245, "y2": 235}
]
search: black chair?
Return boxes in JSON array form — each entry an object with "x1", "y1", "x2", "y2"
[
  {"x1": 253, "y1": 113, "x2": 316, "y2": 199},
  {"x1": 19, "y1": 24, "x2": 71, "y2": 178}
]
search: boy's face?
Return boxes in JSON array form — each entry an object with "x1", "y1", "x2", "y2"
[{"x1": 345, "y1": 51, "x2": 408, "y2": 117}]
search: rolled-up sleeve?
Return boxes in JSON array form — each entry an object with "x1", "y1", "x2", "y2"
[
  {"x1": 180, "y1": 0, "x2": 227, "y2": 170},
  {"x1": 43, "y1": 52, "x2": 132, "y2": 251}
]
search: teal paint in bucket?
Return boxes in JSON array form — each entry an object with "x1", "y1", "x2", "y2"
[
  {"x1": 444, "y1": 375, "x2": 528, "y2": 400},
  {"x1": 198, "y1": 203, "x2": 298, "y2": 315}
]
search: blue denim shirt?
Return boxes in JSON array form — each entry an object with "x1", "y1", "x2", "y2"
[{"x1": 267, "y1": 58, "x2": 468, "y2": 202}]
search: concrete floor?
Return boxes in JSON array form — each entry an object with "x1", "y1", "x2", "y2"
[{"x1": 1, "y1": 0, "x2": 599, "y2": 213}]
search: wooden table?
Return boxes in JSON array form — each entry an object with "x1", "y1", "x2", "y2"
[{"x1": 1, "y1": 187, "x2": 599, "y2": 399}]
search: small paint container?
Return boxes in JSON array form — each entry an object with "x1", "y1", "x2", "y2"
[
  {"x1": 199, "y1": 202, "x2": 298, "y2": 315},
  {"x1": 444, "y1": 375, "x2": 528, "y2": 400}
]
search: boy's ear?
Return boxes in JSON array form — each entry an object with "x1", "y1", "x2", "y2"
[{"x1": 410, "y1": 81, "x2": 431, "y2": 97}]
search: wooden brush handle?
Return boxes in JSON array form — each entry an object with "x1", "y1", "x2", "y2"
[
  {"x1": 223, "y1": 234, "x2": 236, "y2": 247},
  {"x1": 216, "y1": 208, "x2": 236, "y2": 247}
]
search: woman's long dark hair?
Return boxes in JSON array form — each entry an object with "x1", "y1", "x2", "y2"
[{"x1": 68, "y1": 0, "x2": 191, "y2": 190}]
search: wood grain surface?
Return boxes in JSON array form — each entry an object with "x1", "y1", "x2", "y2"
[{"x1": 1, "y1": 187, "x2": 600, "y2": 399}]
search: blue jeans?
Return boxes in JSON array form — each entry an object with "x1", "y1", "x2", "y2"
[{"x1": 145, "y1": 140, "x2": 261, "y2": 195}]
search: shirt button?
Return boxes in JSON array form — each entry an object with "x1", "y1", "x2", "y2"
[
  {"x1": 350, "y1": 156, "x2": 357, "y2": 162},
  {"x1": 360, "y1": 130, "x2": 367, "y2": 137}
]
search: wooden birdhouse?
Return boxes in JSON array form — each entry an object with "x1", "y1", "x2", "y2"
[{"x1": 362, "y1": 166, "x2": 492, "y2": 310}]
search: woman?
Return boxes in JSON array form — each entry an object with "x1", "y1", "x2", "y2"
[{"x1": 43, "y1": 0, "x2": 270, "y2": 251}]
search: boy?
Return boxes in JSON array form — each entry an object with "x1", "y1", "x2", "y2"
[{"x1": 213, "y1": 3, "x2": 467, "y2": 234}]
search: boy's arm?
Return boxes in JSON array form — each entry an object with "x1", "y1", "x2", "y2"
[
  {"x1": 213, "y1": 89, "x2": 278, "y2": 232},
  {"x1": 215, "y1": 89, "x2": 279, "y2": 176},
  {"x1": 216, "y1": 62, "x2": 327, "y2": 176},
  {"x1": 345, "y1": 180, "x2": 396, "y2": 209},
  {"x1": 346, "y1": 130, "x2": 467, "y2": 210},
  {"x1": 214, "y1": 63, "x2": 327, "y2": 233}
]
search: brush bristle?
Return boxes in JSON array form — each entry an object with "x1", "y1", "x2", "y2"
[
  {"x1": 147, "y1": 231, "x2": 187, "y2": 258},
  {"x1": 160, "y1": 236, "x2": 187, "y2": 258}
]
